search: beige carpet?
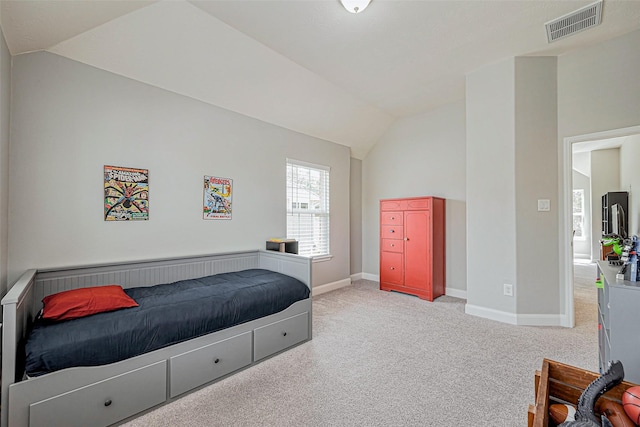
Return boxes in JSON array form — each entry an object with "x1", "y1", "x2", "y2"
[{"x1": 122, "y1": 268, "x2": 599, "y2": 427}]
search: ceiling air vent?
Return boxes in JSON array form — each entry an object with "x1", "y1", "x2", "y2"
[{"x1": 545, "y1": 0, "x2": 603, "y2": 43}]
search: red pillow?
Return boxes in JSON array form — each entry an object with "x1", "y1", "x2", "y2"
[{"x1": 42, "y1": 285, "x2": 139, "y2": 321}]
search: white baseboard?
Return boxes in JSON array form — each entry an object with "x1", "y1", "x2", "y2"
[
  {"x1": 516, "y1": 313, "x2": 565, "y2": 327},
  {"x1": 312, "y1": 278, "x2": 352, "y2": 296},
  {"x1": 465, "y1": 303, "x2": 565, "y2": 326},
  {"x1": 445, "y1": 288, "x2": 467, "y2": 299},
  {"x1": 353, "y1": 274, "x2": 466, "y2": 300},
  {"x1": 361, "y1": 273, "x2": 379, "y2": 282},
  {"x1": 465, "y1": 304, "x2": 518, "y2": 325}
]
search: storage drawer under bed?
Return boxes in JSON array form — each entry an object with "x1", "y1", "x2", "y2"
[
  {"x1": 253, "y1": 312, "x2": 309, "y2": 361},
  {"x1": 28, "y1": 361, "x2": 167, "y2": 427},
  {"x1": 169, "y1": 331, "x2": 252, "y2": 398}
]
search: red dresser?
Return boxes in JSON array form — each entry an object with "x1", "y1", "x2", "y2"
[{"x1": 379, "y1": 197, "x2": 445, "y2": 301}]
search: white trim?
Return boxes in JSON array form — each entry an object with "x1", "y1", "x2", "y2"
[
  {"x1": 350, "y1": 273, "x2": 363, "y2": 281},
  {"x1": 312, "y1": 278, "x2": 351, "y2": 296},
  {"x1": 465, "y1": 304, "x2": 517, "y2": 325},
  {"x1": 516, "y1": 313, "x2": 565, "y2": 326},
  {"x1": 312, "y1": 254, "x2": 334, "y2": 263},
  {"x1": 362, "y1": 273, "x2": 379, "y2": 282},
  {"x1": 467, "y1": 302, "x2": 564, "y2": 326},
  {"x1": 445, "y1": 288, "x2": 467, "y2": 300},
  {"x1": 286, "y1": 157, "x2": 330, "y2": 172},
  {"x1": 561, "y1": 125, "x2": 640, "y2": 328}
]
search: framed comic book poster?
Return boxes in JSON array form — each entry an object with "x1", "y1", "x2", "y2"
[
  {"x1": 104, "y1": 165, "x2": 149, "y2": 221},
  {"x1": 203, "y1": 175, "x2": 232, "y2": 220}
]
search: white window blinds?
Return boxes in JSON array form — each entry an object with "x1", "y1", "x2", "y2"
[{"x1": 286, "y1": 159, "x2": 330, "y2": 257}]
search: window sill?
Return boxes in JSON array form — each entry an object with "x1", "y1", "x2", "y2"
[{"x1": 312, "y1": 254, "x2": 334, "y2": 263}]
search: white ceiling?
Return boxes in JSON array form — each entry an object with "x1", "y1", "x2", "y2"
[{"x1": 2, "y1": 0, "x2": 640, "y2": 158}]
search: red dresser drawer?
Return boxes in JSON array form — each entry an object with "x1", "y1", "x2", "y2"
[
  {"x1": 381, "y1": 212, "x2": 403, "y2": 225},
  {"x1": 406, "y1": 198, "x2": 432, "y2": 210},
  {"x1": 381, "y1": 239, "x2": 403, "y2": 253},
  {"x1": 380, "y1": 252, "x2": 403, "y2": 285},
  {"x1": 381, "y1": 225, "x2": 403, "y2": 238},
  {"x1": 381, "y1": 199, "x2": 406, "y2": 211}
]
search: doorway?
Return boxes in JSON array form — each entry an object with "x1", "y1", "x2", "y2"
[{"x1": 562, "y1": 125, "x2": 640, "y2": 327}]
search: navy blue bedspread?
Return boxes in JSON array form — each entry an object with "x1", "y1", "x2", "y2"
[{"x1": 25, "y1": 269, "x2": 310, "y2": 377}]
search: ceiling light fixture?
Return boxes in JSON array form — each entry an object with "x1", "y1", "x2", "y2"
[{"x1": 340, "y1": 0, "x2": 371, "y2": 14}]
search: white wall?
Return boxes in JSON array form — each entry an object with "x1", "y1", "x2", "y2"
[
  {"x1": 573, "y1": 152, "x2": 591, "y2": 178},
  {"x1": 572, "y1": 170, "x2": 591, "y2": 258},
  {"x1": 620, "y1": 135, "x2": 640, "y2": 236},
  {"x1": 350, "y1": 157, "x2": 362, "y2": 275},
  {"x1": 362, "y1": 100, "x2": 466, "y2": 293},
  {"x1": 466, "y1": 58, "x2": 517, "y2": 313},
  {"x1": 0, "y1": 26, "x2": 10, "y2": 298},
  {"x1": 8, "y1": 52, "x2": 351, "y2": 288}
]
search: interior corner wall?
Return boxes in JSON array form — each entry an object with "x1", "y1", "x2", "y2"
[
  {"x1": 590, "y1": 149, "x2": 621, "y2": 259},
  {"x1": 0, "y1": 28, "x2": 10, "y2": 299},
  {"x1": 361, "y1": 100, "x2": 466, "y2": 293},
  {"x1": 572, "y1": 170, "x2": 592, "y2": 259},
  {"x1": 514, "y1": 57, "x2": 559, "y2": 317},
  {"x1": 7, "y1": 51, "x2": 351, "y2": 288},
  {"x1": 465, "y1": 58, "x2": 517, "y2": 314},
  {"x1": 350, "y1": 157, "x2": 362, "y2": 275},
  {"x1": 620, "y1": 135, "x2": 640, "y2": 236},
  {"x1": 572, "y1": 152, "x2": 591, "y2": 178}
]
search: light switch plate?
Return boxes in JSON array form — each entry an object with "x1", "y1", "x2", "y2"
[{"x1": 538, "y1": 199, "x2": 550, "y2": 212}]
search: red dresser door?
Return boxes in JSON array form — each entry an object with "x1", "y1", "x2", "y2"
[{"x1": 404, "y1": 210, "x2": 431, "y2": 291}]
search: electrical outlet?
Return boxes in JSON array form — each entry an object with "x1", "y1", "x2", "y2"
[{"x1": 504, "y1": 283, "x2": 514, "y2": 297}]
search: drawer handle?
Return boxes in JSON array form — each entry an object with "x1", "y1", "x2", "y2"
[
  {"x1": 390, "y1": 267, "x2": 395, "y2": 270},
  {"x1": 389, "y1": 229, "x2": 395, "y2": 233},
  {"x1": 104, "y1": 399, "x2": 112, "y2": 407},
  {"x1": 390, "y1": 243, "x2": 395, "y2": 247},
  {"x1": 214, "y1": 358, "x2": 220, "y2": 364},
  {"x1": 282, "y1": 332, "x2": 287, "y2": 337},
  {"x1": 391, "y1": 217, "x2": 395, "y2": 220}
]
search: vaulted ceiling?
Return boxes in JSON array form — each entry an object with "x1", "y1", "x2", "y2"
[{"x1": 2, "y1": 0, "x2": 640, "y2": 158}]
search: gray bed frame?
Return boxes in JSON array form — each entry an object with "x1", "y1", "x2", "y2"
[{"x1": 1, "y1": 249, "x2": 312, "y2": 427}]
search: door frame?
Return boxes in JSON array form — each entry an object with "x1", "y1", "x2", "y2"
[{"x1": 561, "y1": 124, "x2": 640, "y2": 327}]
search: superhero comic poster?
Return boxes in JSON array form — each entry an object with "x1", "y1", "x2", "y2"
[
  {"x1": 203, "y1": 175, "x2": 232, "y2": 220},
  {"x1": 104, "y1": 166, "x2": 149, "y2": 221}
]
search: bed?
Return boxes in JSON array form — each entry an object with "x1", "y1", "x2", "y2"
[{"x1": 1, "y1": 250, "x2": 312, "y2": 427}]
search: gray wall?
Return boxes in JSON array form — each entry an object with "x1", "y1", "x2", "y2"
[
  {"x1": 350, "y1": 157, "x2": 362, "y2": 275},
  {"x1": 0, "y1": 28, "x2": 10, "y2": 298},
  {"x1": 466, "y1": 58, "x2": 517, "y2": 314},
  {"x1": 572, "y1": 169, "x2": 591, "y2": 258},
  {"x1": 590, "y1": 149, "x2": 621, "y2": 259},
  {"x1": 8, "y1": 52, "x2": 351, "y2": 288},
  {"x1": 558, "y1": 29, "x2": 640, "y2": 315},
  {"x1": 514, "y1": 57, "x2": 558, "y2": 317},
  {"x1": 620, "y1": 135, "x2": 640, "y2": 236},
  {"x1": 362, "y1": 100, "x2": 467, "y2": 293},
  {"x1": 466, "y1": 56, "x2": 559, "y2": 322},
  {"x1": 558, "y1": 30, "x2": 640, "y2": 140}
]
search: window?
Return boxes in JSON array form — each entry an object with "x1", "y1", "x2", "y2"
[
  {"x1": 286, "y1": 159, "x2": 330, "y2": 257},
  {"x1": 573, "y1": 189, "x2": 586, "y2": 240}
]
